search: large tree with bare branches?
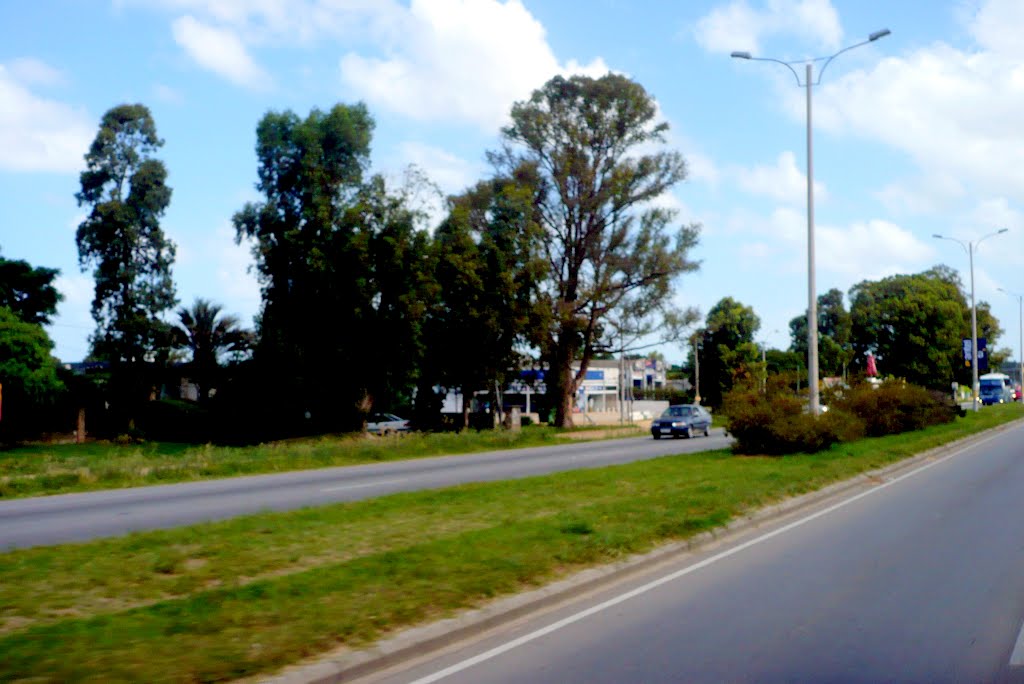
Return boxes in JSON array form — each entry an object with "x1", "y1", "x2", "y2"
[{"x1": 491, "y1": 74, "x2": 700, "y2": 426}]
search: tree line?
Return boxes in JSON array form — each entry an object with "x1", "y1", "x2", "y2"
[
  {"x1": 2, "y1": 73, "x2": 702, "y2": 441},
  {"x1": 1, "y1": 71, "x2": 1005, "y2": 443},
  {"x1": 688, "y1": 269, "x2": 1006, "y2": 408}
]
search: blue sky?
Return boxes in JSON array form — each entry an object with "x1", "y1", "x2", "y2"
[{"x1": 4, "y1": 0, "x2": 1024, "y2": 370}]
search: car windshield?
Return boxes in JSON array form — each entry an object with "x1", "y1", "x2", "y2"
[
  {"x1": 663, "y1": 406, "x2": 692, "y2": 417},
  {"x1": 980, "y1": 380, "x2": 1003, "y2": 389}
]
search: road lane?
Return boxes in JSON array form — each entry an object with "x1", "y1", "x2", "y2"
[
  {"x1": 0, "y1": 431, "x2": 730, "y2": 549},
  {"x1": 371, "y1": 423, "x2": 1024, "y2": 684}
]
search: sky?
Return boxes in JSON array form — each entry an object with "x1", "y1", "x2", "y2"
[{"x1": 4, "y1": 0, "x2": 1024, "y2": 369}]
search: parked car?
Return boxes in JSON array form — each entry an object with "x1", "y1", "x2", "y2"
[
  {"x1": 650, "y1": 404, "x2": 712, "y2": 439},
  {"x1": 1015, "y1": 385, "x2": 1022, "y2": 401},
  {"x1": 366, "y1": 413, "x2": 411, "y2": 435}
]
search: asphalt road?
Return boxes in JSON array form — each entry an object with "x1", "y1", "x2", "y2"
[
  {"x1": 0, "y1": 430, "x2": 730, "y2": 550},
  {"x1": 369, "y1": 422, "x2": 1024, "y2": 684}
]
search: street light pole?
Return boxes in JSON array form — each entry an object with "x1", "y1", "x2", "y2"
[
  {"x1": 998, "y1": 287, "x2": 1024, "y2": 401},
  {"x1": 732, "y1": 28, "x2": 890, "y2": 416},
  {"x1": 934, "y1": 229, "x2": 1008, "y2": 412}
]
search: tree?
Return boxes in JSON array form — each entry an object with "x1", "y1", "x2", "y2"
[
  {"x1": 695, "y1": 297, "x2": 760, "y2": 407},
  {"x1": 234, "y1": 104, "x2": 375, "y2": 430},
  {"x1": 426, "y1": 172, "x2": 544, "y2": 428},
  {"x1": 75, "y1": 104, "x2": 176, "y2": 419},
  {"x1": 789, "y1": 288, "x2": 854, "y2": 379},
  {"x1": 0, "y1": 307, "x2": 64, "y2": 442},
  {"x1": 234, "y1": 106, "x2": 433, "y2": 431},
  {"x1": 491, "y1": 73, "x2": 701, "y2": 427},
  {"x1": 0, "y1": 254, "x2": 62, "y2": 325},
  {"x1": 172, "y1": 299, "x2": 251, "y2": 404},
  {"x1": 847, "y1": 267, "x2": 996, "y2": 388}
]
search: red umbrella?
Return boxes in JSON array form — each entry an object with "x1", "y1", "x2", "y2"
[{"x1": 866, "y1": 353, "x2": 878, "y2": 377}]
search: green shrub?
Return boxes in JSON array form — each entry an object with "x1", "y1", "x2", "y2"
[
  {"x1": 723, "y1": 378, "x2": 864, "y2": 455},
  {"x1": 832, "y1": 381, "x2": 956, "y2": 437}
]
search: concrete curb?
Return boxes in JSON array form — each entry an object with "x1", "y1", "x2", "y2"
[{"x1": 259, "y1": 419, "x2": 1023, "y2": 684}]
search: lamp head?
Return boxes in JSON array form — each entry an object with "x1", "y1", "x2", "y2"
[
  {"x1": 932, "y1": 234, "x2": 943, "y2": 239},
  {"x1": 731, "y1": 51, "x2": 752, "y2": 59},
  {"x1": 869, "y1": 29, "x2": 891, "y2": 41},
  {"x1": 998, "y1": 228, "x2": 1009, "y2": 234}
]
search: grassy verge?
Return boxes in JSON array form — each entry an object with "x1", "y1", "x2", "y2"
[
  {"x1": 0, "y1": 424, "x2": 643, "y2": 499},
  {"x1": 0, "y1": 405, "x2": 1020, "y2": 683}
]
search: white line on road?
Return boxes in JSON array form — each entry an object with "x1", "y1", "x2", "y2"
[
  {"x1": 1010, "y1": 621, "x2": 1024, "y2": 666},
  {"x1": 408, "y1": 430, "x2": 1007, "y2": 684},
  {"x1": 320, "y1": 479, "x2": 403, "y2": 493}
]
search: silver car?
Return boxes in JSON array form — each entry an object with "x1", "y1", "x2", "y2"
[
  {"x1": 650, "y1": 404, "x2": 712, "y2": 439},
  {"x1": 366, "y1": 413, "x2": 411, "y2": 435}
]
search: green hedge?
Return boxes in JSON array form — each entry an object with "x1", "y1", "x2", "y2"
[{"x1": 724, "y1": 378, "x2": 956, "y2": 456}]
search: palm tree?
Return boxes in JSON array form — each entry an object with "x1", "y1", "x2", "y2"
[{"x1": 172, "y1": 299, "x2": 251, "y2": 403}]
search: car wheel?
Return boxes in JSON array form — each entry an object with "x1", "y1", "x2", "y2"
[
  {"x1": 704, "y1": 425, "x2": 711, "y2": 437},
  {"x1": 652, "y1": 432, "x2": 661, "y2": 440},
  {"x1": 380, "y1": 428, "x2": 391, "y2": 437},
  {"x1": 682, "y1": 428, "x2": 691, "y2": 439}
]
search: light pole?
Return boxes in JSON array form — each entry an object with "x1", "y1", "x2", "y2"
[
  {"x1": 934, "y1": 229, "x2": 1008, "y2": 412},
  {"x1": 691, "y1": 334, "x2": 702, "y2": 405},
  {"x1": 998, "y1": 287, "x2": 1023, "y2": 401},
  {"x1": 732, "y1": 28, "x2": 890, "y2": 415},
  {"x1": 759, "y1": 329, "x2": 780, "y2": 393}
]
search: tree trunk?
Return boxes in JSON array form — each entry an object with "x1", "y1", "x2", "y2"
[{"x1": 551, "y1": 338, "x2": 577, "y2": 428}]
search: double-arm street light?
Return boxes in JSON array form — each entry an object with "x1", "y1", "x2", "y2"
[
  {"x1": 732, "y1": 28, "x2": 890, "y2": 415},
  {"x1": 997, "y1": 287, "x2": 1023, "y2": 402},
  {"x1": 933, "y1": 229, "x2": 1008, "y2": 412}
]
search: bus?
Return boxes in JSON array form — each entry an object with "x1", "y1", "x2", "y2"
[{"x1": 979, "y1": 372, "x2": 1014, "y2": 405}]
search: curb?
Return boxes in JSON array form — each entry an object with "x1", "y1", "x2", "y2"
[{"x1": 259, "y1": 419, "x2": 1023, "y2": 684}]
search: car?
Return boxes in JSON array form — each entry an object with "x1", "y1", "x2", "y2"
[
  {"x1": 1015, "y1": 385, "x2": 1022, "y2": 402},
  {"x1": 366, "y1": 413, "x2": 411, "y2": 435},
  {"x1": 650, "y1": 404, "x2": 712, "y2": 439}
]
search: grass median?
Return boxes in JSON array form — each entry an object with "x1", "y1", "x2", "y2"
[
  {"x1": 0, "y1": 424, "x2": 646, "y2": 499},
  {"x1": 0, "y1": 405, "x2": 1021, "y2": 683}
]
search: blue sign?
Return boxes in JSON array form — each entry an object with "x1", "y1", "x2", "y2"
[{"x1": 963, "y1": 337, "x2": 988, "y2": 371}]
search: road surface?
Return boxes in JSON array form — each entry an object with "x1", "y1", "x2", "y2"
[
  {"x1": 367, "y1": 422, "x2": 1024, "y2": 684},
  {"x1": 0, "y1": 431, "x2": 730, "y2": 549}
]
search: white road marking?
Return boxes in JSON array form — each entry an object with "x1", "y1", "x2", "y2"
[
  {"x1": 320, "y1": 479, "x2": 403, "y2": 493},
  {"x1": 1010, "y1": 621, "x2": 1024, "y2": 666},
  {"x1": 408, "y1": 431, "x2": 1007, "y2": 684}
]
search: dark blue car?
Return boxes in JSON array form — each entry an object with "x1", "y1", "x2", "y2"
[{"x1": 650, "y1": 404, "x2": 712, "y2": 439}]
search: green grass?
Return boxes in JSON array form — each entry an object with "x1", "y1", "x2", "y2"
[
  {"x1": 0, "y1": 425, "x2": 642, "y2": 499},
  {"x1": 0, "y1": 404, "x2": 1020, "y2": 682}
]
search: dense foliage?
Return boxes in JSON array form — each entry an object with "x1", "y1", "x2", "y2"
[
  {"x1": 849, "y1": 266, "x2": 1003, "y2": 389},
  {"x1": 234, "y1": 105, "x2": 434, "y2": 434},
  {"x1": 0, "y1": 307, "x2": 64, "y2": 442},
  {"x1": 725, "y1": 378, "x2": 957, "y2": 455},
  {"x1": 831, "y1": 382, "x2": 958, "y2": 437},
  {"x1": 724, "y1": 378, "x2": 861, "y2": 456},
  {"x1": 0, "y1": 254, "x2": 62, "y2": 326}
]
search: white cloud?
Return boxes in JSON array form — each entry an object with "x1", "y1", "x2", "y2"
[
  {"x1": 0, "y1": 62, "x2": 92, "y2": 173},
  {"x1": 734, "y1": 151, "x2": 825, "y2": 205},
  {"x1": 338, "y1": 0, "x2": 609, "y2": 130},
  {"x1": 801, "y1": 2, "x2": 1024, "y2": 208},
  {"x1": 685, "y1": 149, "x2": 721, "y2": 186},
  {"x1": 8, "y1": 57, "x2": 65, "y2": 86},
  {"x1": 171, "y1": 15, "x2": 270, "y2": 89},
  {"x1": 875, "y1": 175, "x2": 966, "y2": 216},
  {"x1": 817, "y1": 219, "x2": 934, "y2": 279},
  {"x1": 694, "y1": 0, "x2": 842, "y2": 55},
  {"x1": 966, "y1": 197, "x2": 1023, "y2": 232},
  {"x1": 396, "y1": 141, "x2": 479, "y2": 195}
]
